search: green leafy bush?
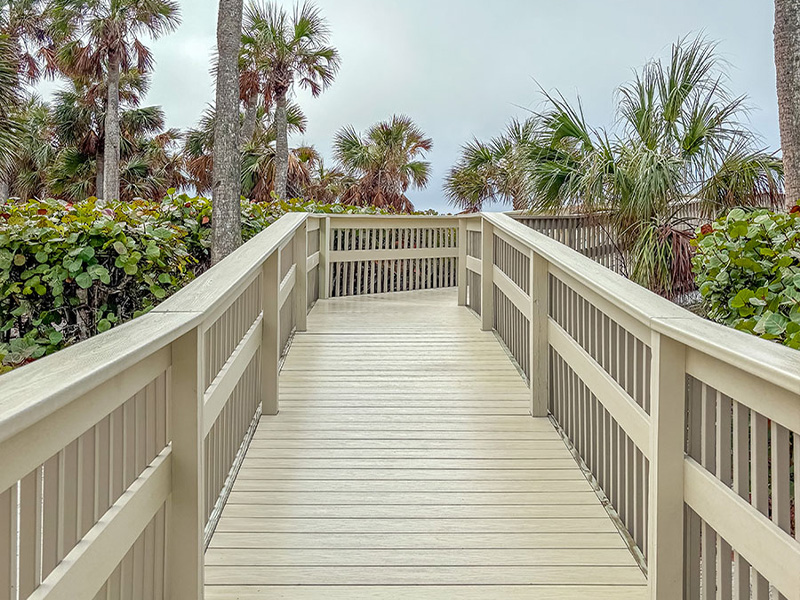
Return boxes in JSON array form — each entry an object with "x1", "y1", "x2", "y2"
[
  {"x1": 0, "y1": 193, "x2": 389, "y2": 372},
  {"x1": 693, "y1": 205, "x2": 800, "y2": 349}
]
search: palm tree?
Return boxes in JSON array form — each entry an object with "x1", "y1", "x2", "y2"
[
  {"x1": 303, "y1": 159, "x2": 352, "y2": 204},
  {"x1": 212, "y1": 0, "x2": 244, "y2": 263},
  {"x1": 4, "y1": 96, "x2": 55, "y2": 199},
  {"x1": 0, "y1": 0, "x2": 55, "y2": 83},
  {"x1": 53, "y1": 0, "x2": 180, "y2": 201},
  {"x1": 525, "y1": 37, "x2": 783, "y2": 298},
  {"x1": 0, "y1": 32, "x2": 21, "y2": 200},
  {"x1": 242, "y1": 0, "x2": 339, "y2": 199},
  {"x1": 50, "y1": 69, "x2": 150, "y2": 194},
  {"x1": 49, "y1": 95, "x2": 182, "y2": 202},
  {"x1": 445, "y1": 118, "x2": 538, "y2": 212},
  {"x1": 184, "y1": 100, "x2": 309, "y2": 200},
  {"x1": 333, "y1": 115, "x2": 433, "y2": 212},
  {"x1": 774, "y1": 0, "x2": 800, "y2": 208}
]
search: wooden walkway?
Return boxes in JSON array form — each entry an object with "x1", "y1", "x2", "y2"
[{"x1": 205, "y1": 289, "x2": 647, "y2": 599}]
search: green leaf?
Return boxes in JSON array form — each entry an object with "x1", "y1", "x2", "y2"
[
  {"x1": 77, "y1": 246, "x2": 95, "y2": 261},
  {"x1": 150, "y1": 285, "x2": 166, "y2": 299},
  {"x1": 13, "y1": 254, "x2": 26, "y2": 266},
  {"x1": 145, "y1": 244, "x2": 161, "y2": 259},
  {"x1": 97, "y1": 319, "x2": 112, "y2": 333},
  {"x1": 35, "y1": 251, "x2": 48, "y2": 263},
  {"x1": 75, "y1": 272, "x2": 93, "y2": 289},
  {"x1": 113, "y1": 241, "x2": 128, "y2": 255},
  {"x1": 48, "y1": 331, "x2": 63, "y2": 345}
]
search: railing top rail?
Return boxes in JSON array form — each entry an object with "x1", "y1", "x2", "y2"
[
  {"x1": 323, "y1": 214, "x2": 461, "y2": 222},
  {"x1": 483, "y1": 212, "x2": 800, "y2": 395},
  {"x1": 507, "y1": 212, "x2": 593, "y2": 221},
  {"x1": 0, "y1": 211, "x2": 308, "y2": 445}
]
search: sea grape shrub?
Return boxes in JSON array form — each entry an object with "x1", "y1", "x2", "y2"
[
  {"x1": 0, "y1": 196, "x2": 206, "y2": 372},
  {"x1": 693, "y1": 204, "x2": 800, "y2": 349},
  {"x1": 0, "y1": 193, "x2": 388, "y2": 372}
]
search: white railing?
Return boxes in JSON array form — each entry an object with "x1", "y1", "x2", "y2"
[
  {"x1": 464, "y1": 212, "x2": 800, "y2": 600},
  {"x1": 1, "y1": 210, "x2": 798, "y2": 600},
  {"x1": 323, "y1": 215, "x2": 460, "y2": 297},
  {"x1": 0, "y1": 212, "x2": 318, "y2": 600},
  {"x1": 510, "y1": 213, "x2": 622, "y2": 272}
]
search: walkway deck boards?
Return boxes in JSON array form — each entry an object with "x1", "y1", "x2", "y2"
[{"x1": 205, "y1": 290, "x2": 647, "y2": 599}]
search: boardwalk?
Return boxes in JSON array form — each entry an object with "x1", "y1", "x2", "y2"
[{"x1": 204, "y1": 289, "x2": 647, "y2": 599}]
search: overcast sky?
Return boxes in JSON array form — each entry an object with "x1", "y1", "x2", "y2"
[{"x1": 41, "y1": 0, "x2": 780, "y2": 213}]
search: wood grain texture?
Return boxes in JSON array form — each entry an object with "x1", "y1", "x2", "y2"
[{"x1": 204, "y1": 289, "x2": 646, "y2": 596}]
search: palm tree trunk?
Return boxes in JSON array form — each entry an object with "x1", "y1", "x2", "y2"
[
  {"x1": 103, "y1": 54, "x2": 121, "y2": 202},
  {"x1": 274, "y1": 90, "x2": 289, "y2": 199},
  {"x1": 0, "y1": 180, "x2": 8, "y2": 202},
  {"x1": 240, "y1": 95, "x2": 258, "y2": 145},
  {"x1": 775, "y1": 0, "x2": 800, "y2": 209},
  {"x1": 211, "y1": 0, "x2": 244, "y2": 264},
  {"x1": 95, "y1": 150, "x2": 104, "y2": 199}
]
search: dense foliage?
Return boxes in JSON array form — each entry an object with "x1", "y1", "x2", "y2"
[
  {"x1": 693, "y1": 204, "x2": 800, "y2": 348},
  {"x1": 0, "y1": 194, "x2": 387, "y2": 372}
]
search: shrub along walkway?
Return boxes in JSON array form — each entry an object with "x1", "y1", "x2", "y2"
[{"x1": 204, "y1": 289, "x2": 646, "y2": 599}]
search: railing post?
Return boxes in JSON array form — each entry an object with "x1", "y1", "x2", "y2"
[
  {"x1": 647, "y1": 331, "x2": 686, "y2": 599},
  {"x1": 319, "y1": 216, "x2": 330, "y2": 300},
  {"x1": 294, "y1": 221, "x2": 308, "y2": 332},
  {"x1": 480, "y1": 218, "x2": 494, "y2": 331},
  {"x1": 457, "y1": 218, "x2": 467, "y2": 306},
  {"x1": 167, "y1": 327, "x2": 204, "y2": 600},
  {"x1": 529, "y1": 250, "x2": 549, "y2": 417},
  {"x1": 261, "y1": 250, "x2": 280, "y2": 416}
]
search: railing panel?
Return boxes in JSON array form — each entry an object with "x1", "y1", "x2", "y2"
[
  {"x1": 328, "y1": 220, "x2": 459, "y2": 297},
  {"x1": 203, "y1": 276, "x2": 261, "y2": 390},
  {"x1": 493, "y1": 286, "x2": 529, "y2": 378},
  {"x1": 549, "y1": 274, "x2": 651, "y2": 414},
  {"x1": 512, "y1": 214, "x2": 621, "y2": 273},
  {"x1": 0, "y1": 370, "x2": 169, "y2": 600},
  {"x1": 465, "y1": 269, "x2": 481, "y2": 316},
  {"x1": 683, "y1": 374, "x2": 799, "y2": 600}
]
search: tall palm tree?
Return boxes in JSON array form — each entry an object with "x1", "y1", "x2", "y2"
[
  {"x1": 525, "y1": 37, "x2": 783, "y2": 298},
  {"x1": 212, "y1": 0, "x2": 244, "y2": 263},
  {"x1": 334, "y1": 115, "x2": 433, "y2": 212},
  {"x1": 0, "y1": 32, "x2": 21, "y2": 200},
  {"x1": 51, "y1": 69, "x2": 150, "y2": 194},
  {"x1": 242, "y1": 0, "x2": 339, "y2": 199},
  {"x1": 49, "y1": 94, "x2": 181, "y2": 202},
  {"x1": 53, "y1": 0, "x2": 180, "y2": 201},
  {"x1": 774, "y1": 0, "x2": 800, "y2": 208},
  {"x1": 445, "y1": 118, "x2": 538, "y2": 211}
]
